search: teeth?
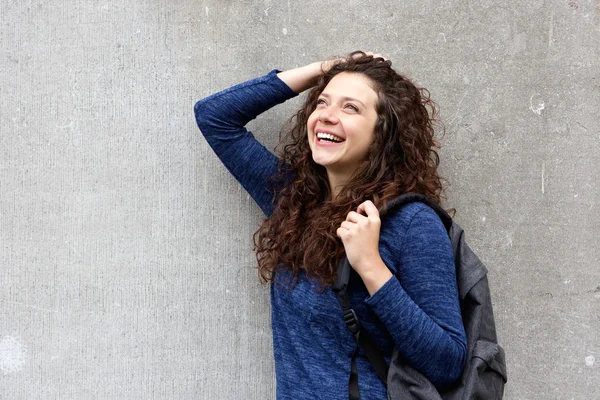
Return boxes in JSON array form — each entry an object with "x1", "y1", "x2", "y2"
[{"x1": 316, "y1": 132, "x2": 343, "y2": 142}]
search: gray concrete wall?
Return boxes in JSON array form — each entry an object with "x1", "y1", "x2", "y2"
[{"x1": 1, "y1": 0, "x2": 598, "y2": 398}]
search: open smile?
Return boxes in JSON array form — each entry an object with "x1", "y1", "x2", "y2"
[{"x1": 315, "y1": 131, "x2": 345, "y2": 146}]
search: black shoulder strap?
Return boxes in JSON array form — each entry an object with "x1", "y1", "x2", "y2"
[
  {"x1": 333, "y1": 193, "x2": 451, "y2": 399},
  {"x1": 333, "y1": 259, "x2": 388, "y2": 399}
]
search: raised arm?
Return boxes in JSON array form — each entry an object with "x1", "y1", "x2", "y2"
[
  {"x1": 194, "y1": 70, "x2": 298, "y2": 217},
  {"x1": 194, "y1": 61, "x2": 340, "y2": 217}
]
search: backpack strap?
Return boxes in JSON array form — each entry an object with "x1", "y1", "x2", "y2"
[
  {"x1": 333, "y1": 259, "x2": 388, "y2": 400},
  {"x1": 333, "y1": 193, "x2": 451, "y2": 399}
]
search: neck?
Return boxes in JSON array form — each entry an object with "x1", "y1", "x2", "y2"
[{"x1": 326, "y1": 169, "x2": 352, "y2": 200}]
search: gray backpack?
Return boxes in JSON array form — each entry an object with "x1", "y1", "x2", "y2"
[{"x1": 333, "y1": 193, "x2": 507, "y2": 400}]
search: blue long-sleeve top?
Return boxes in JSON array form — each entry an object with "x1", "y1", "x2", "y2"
[{"x1": 194, "y1": 69, "x2": 467, "y2": 400}]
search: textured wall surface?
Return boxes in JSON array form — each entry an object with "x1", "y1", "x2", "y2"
[{"x1": 1, "y1": 0, "x2": 599, "y2": 399}]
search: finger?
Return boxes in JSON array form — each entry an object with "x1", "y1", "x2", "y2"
[
  {"x1": 357, "y1": 200, "x2": 380, "y2": 218},
  {"x1": 353, "y1": 52, "x2": 390, "y2": 66},
  {"x1": 362, "y1": 51, "x2": 381, "y2": 59},
  {"x1": 370, "y1": 53, "x2": 391, "y2": 65},
  {"x1": 340, "y1": 221, "x2": 354, "y2": 230},
  {"x1": 356, "y1": 201, "x2": 368, "y2": 215},
  {"x1": 345, "y1": 211, "x2": 364, "y2": 223},
  {"x1": 355, "y1": 52, "x2": 381, "y2": 60},
  {"x1": 365, "y1": 52, "x2": 385, "y2": 59}
]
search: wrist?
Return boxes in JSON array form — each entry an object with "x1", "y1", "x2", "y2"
[
  {"x1": 356, "y1": 257, "x2": 393, "y2": 296},
  {"x1": 276, "y1": 62, "x2": 323, "y2": 93}
]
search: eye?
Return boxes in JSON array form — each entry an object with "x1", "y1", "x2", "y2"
[
  {"x1": 316, "y1": 98, "x2": 327, "y2": 106},
  {"x1": 345, "y1": 104, "x2": 358, "y2": 112}
]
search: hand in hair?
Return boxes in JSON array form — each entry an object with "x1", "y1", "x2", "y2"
[
  {"x1": 321, "y1": 51, "x2": 390, "y2": 73},
  {"x1": 336, "y1": 200, "x2": 393, "y2": 295},
  {"x1": 276, "y1": 51, "x2": 391, "y2": 94}
]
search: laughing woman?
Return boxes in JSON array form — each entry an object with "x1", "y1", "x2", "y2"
[{"x1": 194, "y1": 51, "x2": 466, "y2": 400}]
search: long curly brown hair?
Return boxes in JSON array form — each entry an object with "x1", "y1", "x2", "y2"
[{"x1": 253, "y1": 51, "x2": 445, "y2": 288}]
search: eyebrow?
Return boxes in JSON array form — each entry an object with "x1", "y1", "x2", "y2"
[{"x1": 319, "y1": 93, "x2": 366, "y2": 107}]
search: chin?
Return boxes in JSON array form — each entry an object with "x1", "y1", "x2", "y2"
[{"x1": 311, "y1": 157, "x2": 327, "y2": 167}]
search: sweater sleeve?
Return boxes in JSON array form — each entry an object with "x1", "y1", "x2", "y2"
[
  {"x1": 364, "y1": 205, "x2": 467, "y2": 388},
  {"x1": 193, "y1": 70, "x2": 298, "y2": 217}
]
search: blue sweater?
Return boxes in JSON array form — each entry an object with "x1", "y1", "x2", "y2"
[{"x1": 194, "y1": 70, "x2": 467, "y2": 399}]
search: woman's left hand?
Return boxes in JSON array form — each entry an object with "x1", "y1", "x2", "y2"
[{"x1": 336, "y1": 200, "x2": 384, "y2": 275}]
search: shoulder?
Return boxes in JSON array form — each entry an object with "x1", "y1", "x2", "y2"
[
  {"x1": 379, "y1": 202, "x2": 451, "y2": 271},
  {"x1": 381, "y1": 202, "x2": 445, "y2": 238}
]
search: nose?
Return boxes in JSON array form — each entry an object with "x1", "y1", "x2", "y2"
[{"x1": 318, "y1": 106, "x2": 339, "y2": 124}]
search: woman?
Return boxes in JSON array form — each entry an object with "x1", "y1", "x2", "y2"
[{"x1": 194, "y1": 51, "x2": 467, "y2": 400}]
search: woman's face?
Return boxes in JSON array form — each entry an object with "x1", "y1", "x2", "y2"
[{"x1": 307, "y1": 72, "x2": 379, "y2": 177}]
